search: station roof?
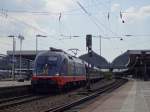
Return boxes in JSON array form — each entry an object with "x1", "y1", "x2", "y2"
[
  {"x1": 127, "y1": 50, "x2": 150, "y2": 67},
  {"x1": 111, "y1": 50, "x2": 150, "y2": 69},
  {"x1": 79, "y1": 51, "x2": 109, "y2": 69},
  {"x1": 7, "y1": 50, "x2": 47, "y2": 60},
  {"x1": 128, "y1": 50, "x2": 150, "y2": 55},
  {"x1": 111, "y1": 52, "x2": 129, "y2": 69}
]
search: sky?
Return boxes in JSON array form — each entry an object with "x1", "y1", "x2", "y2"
[{"x1": 0, "y1": 0, "x2": 150, "y2": 62}]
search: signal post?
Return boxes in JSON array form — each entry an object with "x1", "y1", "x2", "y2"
[{"x1": 86, "y1": 34, "x2": 92, "y2": 90}]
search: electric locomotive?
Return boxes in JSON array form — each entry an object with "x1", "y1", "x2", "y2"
[{"x1": 31, "y1": 48, "x2": 86, "y2": 92}]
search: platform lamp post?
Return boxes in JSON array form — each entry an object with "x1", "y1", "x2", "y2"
[
  {"x1": 8, "y1": 35, "x2": 16, "y2": 80},
  {"x1": 36, "y1": 34, "x2": 47, "y2": 55},
  {"x1": 18, "y1": 35, "x2": 24, "y2": 77}
]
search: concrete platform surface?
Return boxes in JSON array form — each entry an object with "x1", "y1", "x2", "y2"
[
  {"x1": 0, "y1": 80, "x2": 31, "y2": 88},
  {"x1": 80, "y1": 80, "x2": 150, "y2": 112}
]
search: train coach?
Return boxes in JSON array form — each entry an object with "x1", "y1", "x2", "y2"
[{"x1": 31, "y1": 48, "x2": 102, "y2": 92}]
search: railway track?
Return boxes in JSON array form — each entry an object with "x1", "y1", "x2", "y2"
[
  {"x1": 0, "y1": 94, "x2": 33, "y2": 104},
  {"x1": 44, "y1": 78, "x2": 128, "y2": 112},
  {"x1": 0, "y1": 78, "x2": 127, "y2": 112},
  {"x1": 0, "y1": 94, "x2": 49, "y2": 109}
]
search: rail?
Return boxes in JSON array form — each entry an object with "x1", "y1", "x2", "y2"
[{"x1": 45, "y1": 78, "x2": 128, "y2": 112}]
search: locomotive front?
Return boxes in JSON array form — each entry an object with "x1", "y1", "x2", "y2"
[{"x1": 31, "y1": 51, "x2": 66, "y2": 91}]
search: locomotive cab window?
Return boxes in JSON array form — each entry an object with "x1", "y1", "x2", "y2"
[
  {"x1": 35, "y1": 56, "x2": 46, "y2": 75},
  {"x1": 48, "y1": 56, "x2": 58, "y2": 66},
  {"x1": 34, "y1": 55, "x2": 59, "y2": 76}
]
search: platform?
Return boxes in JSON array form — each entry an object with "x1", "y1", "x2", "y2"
[
  {"x1": 80, "y1": 79, "x2": 150, "y2": 112},
  {"x1": 0, "y1": 80, "x2": 31, "y2": 88}
]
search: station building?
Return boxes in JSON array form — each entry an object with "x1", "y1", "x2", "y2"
[
  {"x1": 6, "y1": 50, "x2": 47, "y2": 74},
  {"x1": 0, "y1": 50, "x2": 46, "y2": 78}
]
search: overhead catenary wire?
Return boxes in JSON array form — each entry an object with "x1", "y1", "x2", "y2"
[
  {"x1": 0, "y1": 1, "x2": 149, "y2": 41},
  {"x1": 0, "y1": 9, "x2": 75, "y2": 49},
  {"x1": 9, "y1": 16, "x2": 48, "y2": 35},
  {"x1": 0, "y1": 1, "x2": 112, "y2": 16},
  {"x1": 0, "y1": 4, "x2": 126, "y2": 37},
  {"x1": 1, "y1": 9, "x2": 123, "y2": 17},
  {"x1": 0, "y1": 12, "x2": 71, "y2": 50},
  {"x1": 59, "y1": 33, "x2": 150, "y2": 40},
  {"x1": 74, "y1": 0, "x2": 105, "y2": 35},
  {"x1": 0, "y1": 9, "x2": 48, "y2": 35},
  {"x1": 74, "y1": 0, "x2": 121, "y2": 37},
  {"x1": 90, "y1": 0, "x2": 120, "y2": 36}
]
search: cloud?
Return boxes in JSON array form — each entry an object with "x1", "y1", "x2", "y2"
[
  {"x1": 45, "y1": 0, "x2": 73, "y2": 12},
  {"x1": 0, "y1": 0, "x2": 75, "y2": 35},
  {"x1": 0, "y1": 0, "x2": 74, "y2": 13},
  {"x1": 111, "y1": 3, "x2": 120, "y2": 12},
  {"x1": 123, "y1": 5, "x2": 150, "y2": 23},
  {"x1": 140, "y1": 5, "x2": 150, "y2": 14}
]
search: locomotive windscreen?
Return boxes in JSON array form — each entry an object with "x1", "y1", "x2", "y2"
[{"x1": 34, "y1": 55, "x2": 59, "y2": 76}]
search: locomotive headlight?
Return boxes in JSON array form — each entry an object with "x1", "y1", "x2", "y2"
[{"x1": 55, "y1": 73, "x2": 60, "y2": 76}]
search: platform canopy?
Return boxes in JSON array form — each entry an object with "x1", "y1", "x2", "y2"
[
  {"x1": 79, "y1": 51, "x2": 109, "y2": 69},
  {"x1": 126, "y1": 50, "x2": 150, "y2": 67},
  {"x1": 111, "y1": 50, "x2": 150, "y2": 69},
  {"x1": 111, "y1": 52, "x2": 129, "y2": 69},
  {"x1": 111, "y1": 50, "x2": 150, "y2": 80}
]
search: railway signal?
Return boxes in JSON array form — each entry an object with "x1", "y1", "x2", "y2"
[
  {"x1": 86, "y1": 34, "x2": 92, "y2": 57},
  {"x1": 86, "y1": 34, "x2": 92, "y2": 90}
]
